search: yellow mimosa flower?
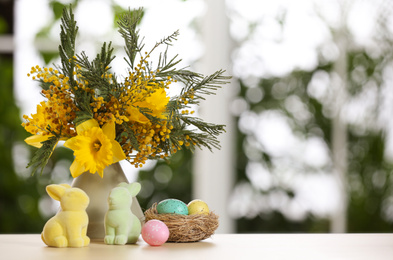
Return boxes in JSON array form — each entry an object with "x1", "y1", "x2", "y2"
[{"x1": 64, "y1": 119, "x2": 126, "y2": 178}]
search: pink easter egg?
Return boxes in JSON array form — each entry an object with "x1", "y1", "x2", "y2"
[{"x1": 141, "y1": 219, "x2": 170, "y2": 246}]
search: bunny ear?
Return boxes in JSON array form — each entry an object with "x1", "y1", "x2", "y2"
[
  {"x1": 127, "y1": 182, "x2": 141, "y2": 197},
  {"x1": 46, "y1": 184, "x2": 68, "y2": 201},
  {"x1": 117, "y1": 182, "x2": 128, "y2": 189},
  {"x1": 115, "y1": 182, "x2": 141, "y2": 196},
  {"x1": 60, "y1": 184, "x2": 71, "y2": 189}
]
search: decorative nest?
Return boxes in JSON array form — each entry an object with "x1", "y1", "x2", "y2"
[{"x1": 144, "y1": 203, "x2": 219, "y2": 243}]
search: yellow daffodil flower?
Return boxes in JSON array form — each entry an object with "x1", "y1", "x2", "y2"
[
  {"x1": 23, "y1": 102, "x2": 54, "y2": 148},
  {"x1": 23, "y1": 100, "x2": 76, "y2": 149},
  {"x1": 127, "y1": 88, "x2": 169, "y2": 123},
  {"x1": 24, "y1": 134, "x2": 53, "y2": 148},
  {"x1": 64, "y1": 119, "x2": 126, "y2": 178}
]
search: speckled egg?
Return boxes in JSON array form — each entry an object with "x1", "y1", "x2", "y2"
[
  {"x1": 141, "y1": 220, "x2": 169, "y2": 246},
  {"x1": 187, "y1": 199, "x2": 210, "y2": 215},
  {"x1": 157, "y1": 199, "x2": 189, "y2": 215}
]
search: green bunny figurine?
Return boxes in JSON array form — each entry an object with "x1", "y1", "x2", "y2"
[{"x1": 104, "y1": 182, "x2": 142, "y2": 245}]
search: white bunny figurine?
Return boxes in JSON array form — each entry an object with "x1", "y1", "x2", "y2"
[
  {"x1": 41, "y1": 184, "x2": 90, "y2": 248},
  {"x1": 104, "y1": 182, "x2": 142, "y2": 245}
]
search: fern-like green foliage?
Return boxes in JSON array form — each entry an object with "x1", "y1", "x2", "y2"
[
  {"x1": 27, "y1": 135, "x2": 60, "y2": 175},
  {"x1": 117, "y1": 8, "x2": 145, "y2": 68},
  {"x1": 58, "y1": 6, "x2": 78, "y2": 87},
  {"x1": 76, "y1": 42, "x2": 116, "y2": 96}
]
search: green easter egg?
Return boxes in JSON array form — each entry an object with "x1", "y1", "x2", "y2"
[{"x1": 157, "y1": 199, "x2": 189, "y2": 215}]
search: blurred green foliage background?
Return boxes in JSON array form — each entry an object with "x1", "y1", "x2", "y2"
[{"x1": 2, "y1": 0, "x2": 393, "y2": 234}]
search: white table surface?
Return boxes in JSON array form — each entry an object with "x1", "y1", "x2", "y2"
[{"x1": 1, "y1": 233, "x2": 393, "y2": 260}]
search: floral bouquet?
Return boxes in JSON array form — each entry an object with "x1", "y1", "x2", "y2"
[{"x1": 22, "y1": 7, "x2": 229, "y2": 178}]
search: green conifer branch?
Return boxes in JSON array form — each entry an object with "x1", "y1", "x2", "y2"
[
  {"x1": 155, "y1": 46, "x2": 201, "y2": 84},
  {"x1": 58, "y1": 5, "x2": 78, "y2": 87},
  {"x1": 180, "y1": 116, "x2": 226, "y2": 136},
  {"x1": 117, "y1": 8, "x2": 145, "y2": 69},
  {"x1": 180, "y1": 69, "x2": 231, "y2": 104},
  {"x1": 187, "y1": 132, "x2": 222, "y2": 151},
  {"x1": 76, "y1": 42, "x2": 116, "y2": 98}
]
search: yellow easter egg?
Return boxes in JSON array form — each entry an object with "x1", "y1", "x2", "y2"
[{"x1": 187, "y1": 199, "x2": 210, "y2": 215}]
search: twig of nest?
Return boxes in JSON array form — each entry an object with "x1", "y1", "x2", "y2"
[{"x1": 144, "y1": 203, "x2": 219, "y2": 243}]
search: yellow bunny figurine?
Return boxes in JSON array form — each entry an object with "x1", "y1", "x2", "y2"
[{"x1": 41, "y1": 184, "x2": 90, "y2": 248}]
